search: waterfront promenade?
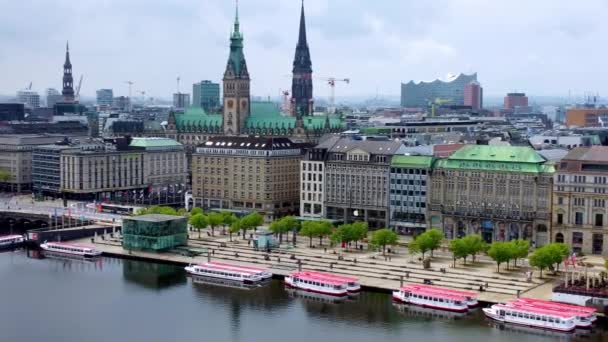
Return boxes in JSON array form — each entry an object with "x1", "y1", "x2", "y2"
[{"x1": 77, "y1": 231, "x2": 561, "y2": 303}]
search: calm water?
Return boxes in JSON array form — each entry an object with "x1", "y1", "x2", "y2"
[{"x1": 0, "y1": 250, "x2": 605, "y2": 342}]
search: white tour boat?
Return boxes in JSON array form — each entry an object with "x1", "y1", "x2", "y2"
[
  {"x1": 206, "y1": 261, "x2": 273, "y2": 280},
  {"x1": 392, "y1": 285, "x2": 469, "y2": 312},
  {"x1": 185, "y1": 262, "x2": 263, "y2": 284},
  {"x1": 407, "y1": 284, "x2": 478, "y2": 307},
  {"x1": 40, "y1": 242, "x2": 102, "y2": 257},
  {"x1": 482, "y1": 303, "x2": 578, "y2": 332},
  {"x1": 508, "y1": 298, "x2": 596, "y2": 328},
  {"x1": 304, "y1": 271, "x2": 361, "y2": 293},
  {"x1": 285, "y1": 271, "x2": 348, "y2": 297},
  {"x1": 0, "y1": 235, "x2": 24, "y2": 249}
]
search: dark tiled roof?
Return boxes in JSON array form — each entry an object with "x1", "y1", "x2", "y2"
[
  {"x1": 564, "y1": 146, "x2": 608, "y2": 162},
  {"x1": 200, "y1": 136, "x2": 298, "y2": 150}
]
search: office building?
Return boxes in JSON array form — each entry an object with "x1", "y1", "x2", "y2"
[
  {"x1": 192, "y1": 136, "x2": 301, "y2": 221},
  {"x1": 300, "y1": 139, "x2": 334, "y2": 219},
  {"x1": 504, "y1": 93, "x2": 528, "y2": 110},
  {"x1": 401, "y1": 73, "x2": 478, "y2": 108},
  {"x1": 96, "y1": 89, "x2": 114, "y2": 108},
  {"x1": 17, "y1": 90, "x2": 40, "y2": 109},
  {"x1": 173, "y1": 93, "x2": 190, "y2": 110},
  {"x1": 552, "y1": 146, "x2": 608, "y2": 256},
  {"x1": 428, "y1": 145, "x2": 554, "y2": 245},
  {"x1": 122, "y1": 215, "x2": 187, "y2": 252},
  {"x1": 46, "y1": 88, "x2": 62, "y2": 108},
  {"x1": 0, "y1": 103, "x2": 25, "y2": 121},
  {"x1": 129, "y1": 137, "x2": 187, "y2": 188},
  {"x1": 0, "y1": 135, "x2": 66, "y2": 192},
  {"x1": 464, "y1": 81, "x2": 483, "y2": 110},
  {"x1": 192, "y1": 81, "x2": 220, "y2": 112},
  {"x1": 324, "y1": 138, "x2": 402, "y2": 229},
  {"x1": 566, "y1": 108, "x2": 608, "y2": 128},
  {"x1": 113, "y1": 96, "x2": 131, "y2": 111},
  {"x1": 389, "y1": 155, "x2": 434, "y2": 235}
]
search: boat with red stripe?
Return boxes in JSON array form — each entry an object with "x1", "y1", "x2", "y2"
[
  {"x1": 285, "y1": 271, "x2": 348, "y2": 297},
  {"x1": 506, "y1": 298, "x2": 596, "y2": 328},
  {"x1": 185, "y1": 262, "x2": 264, "y2": 284},
  {"x1": 0, "y1": 235, "x2": 24, "y2": 249},
  {"x1": 392, "y1": 284, "x2": 470, "y2": 312},
  {"x1": 483, "y1": 303, "x2": 578, "y2": 332},
  {"x1": 406, "y1": 284, "x2": 478, "y2": 307},
  {"x1": 206, "y1": 261, "x2": 272, "y2": 280},
  {"x1": 301, "y1": 271, "x2": 360, "y2": 293},
  {"x1": 40, "y1": 241, "x2": 102, "y2": 257}
]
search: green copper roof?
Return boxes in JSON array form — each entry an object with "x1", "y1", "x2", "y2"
[
  {"x1": 450, "y1": 145, "x2": 546, "y2": 163},
  {"x1": 174, "y1": 107, "x2": 222, "y2": 129},
  {"x1": 130, "y1": 137, "x2": 182, "y2": 148},
  {"x1": 391, "y1": 155, "x2": 434, "y2": 168},
  {"x1": 246, "y1": 102, "x2": 344, "y2": 129},
  {"x1": 361, "y1": 127, "x2": 392, "y2": 135},
  {"x1": 437, "y1": 145, "x2": 553, "y2": 174},
  {"x1": 174, "y1": 102, "x2": 345, "y2": 131}
]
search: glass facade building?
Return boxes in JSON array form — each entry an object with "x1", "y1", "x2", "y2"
[{"x1": 122, "y1": 214, "x2": 187, "y2": 252}]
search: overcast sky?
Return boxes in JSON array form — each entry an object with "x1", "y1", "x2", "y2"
[{"x1": 1, "y1": 0, "x2": 607, "y2": 100}]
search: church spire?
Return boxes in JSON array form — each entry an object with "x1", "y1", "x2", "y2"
[
  {"x1": 62, "y1": 41, "x2": 75, "y2": 102},
  {"x1": 234, "y1": 0, "x2": 240, "y2": 35},
  {"x1": 292, "y1": 0, "x2": 313, "y2": 117}
]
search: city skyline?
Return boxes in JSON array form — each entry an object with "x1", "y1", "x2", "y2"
[{"x1": 1, "y1": 0, "x2": 608, "y2": 99}]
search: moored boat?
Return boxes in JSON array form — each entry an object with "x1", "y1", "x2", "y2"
[
  {"x1": 507, "y1": 298, "x2": 596, "y2": 328},
  {"x1": 407, "y1": 284, "x2": 478, "y2": 307},
  {"x1": 285, "y1": 271, "x2": 348, "y2": 297},
  {"x1": 185, "y1": 262, "x2": 263, "y2": 284},
  {"x1": 482, "y1": 304, "x2": 578, "y2": 332},
  {"x1": 0, "y1": 235, "x2": 24, "y2": 249},
  {"x1": 392, "y1": 284, "x2": 469, "y2": 312},
  {"x1": 40, "y1": 241, "x2": 102, "y2": 257},
  {"x1": 206, "y1": 261, "x2": 272, "y2": 280},
  {"x1": 300, "y1": 271, "x2": 361, "y2": 293}
]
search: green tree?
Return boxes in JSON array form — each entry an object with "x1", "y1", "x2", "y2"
[
  {"x1": 411, "y1": 232, "x2": 435, "y2": 259},
  {"x1": 425, "y1": 229, "x2": 443, "y2": 257},
  {"x1": 351, "y1": 222, "x2": 369, "y2": 249},
  {"x1": 240, "y1": 212, "x2": 264, "y2": 240},
  {"x1": 546, "y1": 243, "x2": 571, "y2": 272},
  {"x1": 509, "y1": 239, "x2": 530, "y2": 267},
  {"x1": 462, "y1": 234, "x2": 485, "y2": 263},
  {"x1": 301, "y1": 221, "x2": 318, "y2": 248},
  {"x1": 269, "y1": 217, "x2": 294, "y2": 243},
  {"x1": 207, "y1": 212, "x2": 224, "y2": 236},
  {"x1": 315, "y1": 220, "x2": 333, "y2": 246},
  {"x1": 281, "y1": 216, "x2": 300, "y2": 245},
  {"x1": 190, "y1": 207, "x2": 204, "y2": 216},
  {"x1": 229, "y1": 219, "x2": 241, "y2": 242},
  {"x1": 176, "y1": 208, "x2": 189, "y2": 217},
  {"x1": 331, "y1": 224, "x2": 358, "y2": 249},
  {"x1": 0, "y1": 169, "x2": 12, "y2": 182},
  {"x1": 189, "y1": 213, "x2": 208, "y2": 239},
  {"x1": 370, "y1": 228, "x2": 398, "y2": 256},
  {"x1": 220, "y1": 211, "x2": 236, "y2": 232},
  {"x1": 408, "y1": 239, "x2": 421, "y2": 261},
  {"x1": 487, "y1": 241, "x2": 514, "y2": 273},
  {"x1": 135, "y1": 206, "x2": 179, "y2": 216},
  {"x1": 450, "y1": 238, "x2": 469, "y2": 267},
  {"x1": 605, "y1": 258, "x2": 608, "y2": 271},
  {"x1": 529, "y1": 246, "x2": 554, "y2": 278}
]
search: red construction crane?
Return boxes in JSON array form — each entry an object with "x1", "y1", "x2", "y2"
[{"x1": 318, "y1": 77, "x2": 350, "y2": 108}]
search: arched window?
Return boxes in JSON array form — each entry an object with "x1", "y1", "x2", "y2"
[{"x1": 555, "y1": 233, "x2": 564, "y2": 243}]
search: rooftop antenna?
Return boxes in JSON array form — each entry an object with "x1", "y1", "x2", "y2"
[{"x1": 176, "y1": 76, "x2": 181, "y2": 94}]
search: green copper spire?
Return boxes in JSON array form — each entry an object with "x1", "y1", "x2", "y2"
[{"x1": 225, "y1": 0, "x2": 247, "y2": 78}]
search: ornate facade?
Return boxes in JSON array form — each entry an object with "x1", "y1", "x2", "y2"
[
  {"x1": 62, "y1": 42, "x2": 74, "y2": 102},
  {"x1": 552, "y1": 146, "x2": 608, "y2": 256},
  {"x1": 428, "y1": 145, "x2": 554, "y2": 245}
]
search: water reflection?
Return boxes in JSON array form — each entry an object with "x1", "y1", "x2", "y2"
[
  {"x1": 392, "y1": 302, "x2": 472, "y2": 321},
  {"x1": 485, "y1": 320, "x2": 596, "y2": 341},
  {"x1": 286, "y1": 287, "x2": 348, "y2": 304},
  {"x1": 122, "y1": 259, "x2": 187, "y2": 290}
]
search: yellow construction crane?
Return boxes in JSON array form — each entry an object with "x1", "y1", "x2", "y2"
[{"x1": 430, "y1": 98, "x2": 451, "y2": 117}]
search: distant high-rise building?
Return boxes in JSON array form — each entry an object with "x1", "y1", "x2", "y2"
[
  {"x1": 401, "y1": 73, "x2": 478, "y2": 108},
  {"x1": 62, "y1": 42, "x2": 75, "y2": 103},
  {"x1": 112, "y1": 96, "x2": 131, "y2": 111},
  {"x1": 46, "y1": 88, "x2": 62, "y2": 108},
  {"x1": 173, "y1": 93, "x2": 190, "y2": 110},
  {"x1": 291, "y1": 1, "x2": 313, "y2": 118},
  {"x1": 504, "y1": 93, "x2": 528, "y2": 110},
  {"x1": 192, "y1": 81, "x2": 220, "y2": 112},
  {"x1": 17, "y1": 90, "x2": 40, "y2": 108},
  {"x1": 96, "y1": 89, "x2": 114, "y2": 108},
  {"x1": 464, "y1": 81, "x2": 483, "y2": 110}
]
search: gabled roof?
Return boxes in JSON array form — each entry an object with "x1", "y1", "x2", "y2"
[{"x1": 563, "y1": 146, "x2": 608, "y2": 162}]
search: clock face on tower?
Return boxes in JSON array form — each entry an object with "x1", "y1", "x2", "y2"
[
  {"x1": 227, "y1": 100, "x2": 234, "y2": 109},
  {"x1": 241, "y1": 100, "x2": 247, "y2": 109}
]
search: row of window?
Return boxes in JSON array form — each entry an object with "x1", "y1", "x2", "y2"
[
  {"x1": 390, "y1": 168, "x2": 427, "y2": 175},
  {"x1": 502, "y1": 310, "x2": 567, "y2": 324},
  {"x1": 556, "y1": 212, "x2": 604, "y2": 227},
  {"x1": 301, "y1": 162, "x2": 323, "y2": 172},
  {"x1": 390, "y1": 179, "x2": 427, "y2": 186},
  {"x1": 194, "y1": 268, "x2": 253, "y2": 279},
  {"x1": 293, "y1": 278, "x2": 343, "y2": 290},
  {"x1": 390, "y1": 189, "x2": 426, "y2": 196}
]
